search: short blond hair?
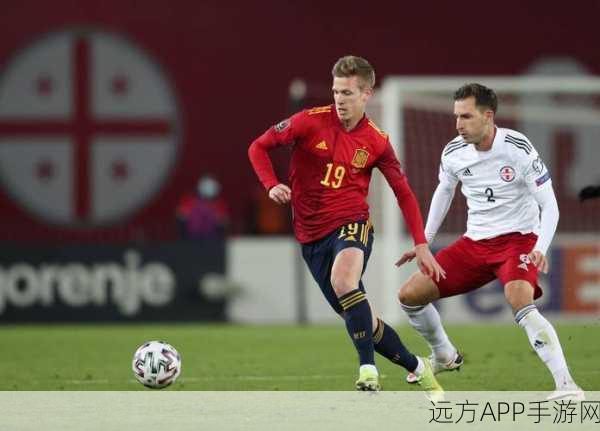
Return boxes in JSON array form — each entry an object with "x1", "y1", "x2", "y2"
[{"x1": 331, "y1": 55, "x2": 375, "y2": 90}]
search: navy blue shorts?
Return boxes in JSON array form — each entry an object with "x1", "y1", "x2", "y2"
[{"x1": 301, "y1": 220, "x2": 374, "y2": 314}]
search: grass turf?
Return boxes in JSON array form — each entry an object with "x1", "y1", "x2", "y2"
[{"x1": 1, "y1": 323, "x2": 597, "y2": 391}]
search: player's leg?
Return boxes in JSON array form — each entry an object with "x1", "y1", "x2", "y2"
[
  {"x1": 353, "y1": 225, "x2": 422, "y2": 373},
  {"x1": 302, "y1": 232, "x2": 380, "y2": 391},
  {"x1": 398, "y1": 240, "x2": 476, "y2": 367},
  {"x1": 504, "y1": 280, "x2": 584, "y2": 400},
  {"x1": 398, "y1": 272, "x2": 462, "y2": 382},
  {"x1": 399, "y1": 237, "x2": 498, "y2": 383},
  {"x1": 330, "y1": 246, "x2": 381, "y2": 390},
  {"x1": 346, "y1": 223, "x2": 442, "y2": 398},
  {"x1": 370, "y1": 298, "x2": 423, "y2": 376},
  {"x1": 370, "y1": 309, "x2": 444, "y2": 400},
  {"x1": 399, "y1": 272, "x2": 452, "y2": 360},
  {"x1": 371, "y1": 312, "x2": 417, "y2": 372},
  {"x1": 398, "y1": 272, "x2": 455, "y2": 361},
  {"x1": 332, "y1": 220, "x2": 394, "y2": 390},
  {"x1": 331, "y1": 248, "x2": 372, "y2": 359},
  {"x1": 302, "y1": 240, "x2": 409, "y2": 391},
  {"x1": 495, "y1": 234, "x2": 583, "y2": 400},
  {"x1": 301, "y1": 221, "x2": 379, "y2": 390}
]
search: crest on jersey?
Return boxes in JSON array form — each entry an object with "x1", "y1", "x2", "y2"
[
  {"x1": 351, "y1": 149, "x2": 369, "y2": 169},
  {"x1": 499, "y1": 166, "x2": 516, "y2": 182},
  {"x1": 274, "y1": 119, "x2": 290, "y2": 132}
]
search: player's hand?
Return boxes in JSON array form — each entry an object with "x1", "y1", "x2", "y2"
[
  {"x1": 528, "y1": 250, "x2": 549, "y2": 273},
  {"x1": 395, "y1": 244, "x2": 446, "y2": 282},
  {"x1": 395, "y1": 250, "x2": 416, "y2": 267},
  {"x1": 414, "y1": 244, "x2": 446, "y2": 282},
  {"x1": 268, "y1": 184, "x2": 291, "y2": 205}
]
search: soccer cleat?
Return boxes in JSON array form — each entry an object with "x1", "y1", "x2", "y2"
[
  {"x1": 546, "y1": 386, "x2": 585, "y2": 402},
  {"x1": 406, "y1": 351, "x2": 463, "y2": 384},
  {"x1": 414, "y1": 357, "x2": 445, "y2": 402},
  {"x1": 355, "y1": 367, "x2": 381, "y2": 391}
]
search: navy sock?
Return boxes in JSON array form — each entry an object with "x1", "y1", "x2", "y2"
[
  {"x1": 339, "y1": 289, "x2": 374, "y2": 365},
  {"x1": 373, "y1": 318, "x2": 418, "y2": 372}
]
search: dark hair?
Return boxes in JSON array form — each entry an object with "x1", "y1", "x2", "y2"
[
  {"x1": 454, "y1": 83, "x2": 497, "y2": 113},
  {"x1": 332, "y1": 55, "x2": 375, "y2": 90}
]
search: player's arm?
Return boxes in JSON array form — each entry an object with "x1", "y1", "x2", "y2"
[
  {"x1": 529, "y1": 186, "x2": 559, "y2": 273},
  {"x1": 424, "y1": 161, "x2": 459, "y2": 243},
  {"x1": 248, "y1": 113, "x2": 304, "y2": 204},
  {"x1": 377, "y1": 141, "x2": 446, "y2": 281},
  {"x1": 395, "y1": 154, "x2": 457, "y2": 276},
  {"x1": 522, "y1": 152, "x2": 558, "y2": 273}
]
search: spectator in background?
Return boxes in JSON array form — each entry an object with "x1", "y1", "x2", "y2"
[{"x1": 176, "y1": 175, "x2": 230, "y2": 239}]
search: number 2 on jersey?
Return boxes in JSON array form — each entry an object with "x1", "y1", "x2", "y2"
[
  {"x1": 320, "y1": 163, "x2": 346, "y2": 189},
  {"x1": 485, "y1": 187, "x2": 495, "y2": 202}
]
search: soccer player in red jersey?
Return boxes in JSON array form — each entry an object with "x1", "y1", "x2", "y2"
[{"x1": 248, "y1": 55, "x2": 445, "y2": 397}]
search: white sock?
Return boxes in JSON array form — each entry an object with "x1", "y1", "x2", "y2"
[
  {"x1": 401, "y1": 302, "x2": 455, "y2": 362},
  {"x1": 359, "y1": 364, "x2": 378, "y2": 376},
  {"x1": 413, "y1": 356, "x2": 425, "y2": 376},
  {"x1": 515, "y1": 305, "x2": 575, "y2": 389}
]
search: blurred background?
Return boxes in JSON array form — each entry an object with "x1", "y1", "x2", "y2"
[{"x1": 0, "y1": 0, "x2": 599, "y2": 325}]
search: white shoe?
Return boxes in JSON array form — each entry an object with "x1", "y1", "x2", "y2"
[
  {"x1": 546, "y1": 386, "x2": 585, "y2": 402},
  {"x1": 406, "y1": 351, "x2": 463, "y2": 384}
]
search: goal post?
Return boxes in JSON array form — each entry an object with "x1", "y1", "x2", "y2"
[{"x1": 365, "y1": 76, "x2": 600, "y2": 323}]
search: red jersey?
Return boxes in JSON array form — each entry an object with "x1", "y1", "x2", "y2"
[{"x1": 248, "y1": 105, "x2": 427, "y2": 245}]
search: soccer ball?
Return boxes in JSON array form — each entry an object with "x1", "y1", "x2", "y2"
[{"x1": 132, "y1": 340, "x2": 182, "y2": 389}]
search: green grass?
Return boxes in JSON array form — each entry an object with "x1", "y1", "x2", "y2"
[{"x1": 0, "y1": 323, "x2": 597, "y2": 391}]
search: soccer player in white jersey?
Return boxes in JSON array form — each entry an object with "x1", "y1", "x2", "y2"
[{"x1": 396, "y1": 83, "x2": 584, "y2": 401}]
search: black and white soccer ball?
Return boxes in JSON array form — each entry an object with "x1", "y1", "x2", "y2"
[{"x1": 132, "y1": 340, "x2": 182, "y2": 389}]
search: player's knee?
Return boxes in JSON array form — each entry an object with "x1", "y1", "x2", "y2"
[
  {"x1": 331, "y1": 276, "x2": 356, "y2": 297},
  {"x1": 398, "y1": 277, "x2": 418, "y2": 305},
  {"x1": 504, "y1": 280, "x2": 535, "y2": 312},
  {"x1": 506, "y1": 296, "x2": 531, "y2": 314},
  {"x1": 398, "y1": 273, "x2": 433, "y2": 306}
]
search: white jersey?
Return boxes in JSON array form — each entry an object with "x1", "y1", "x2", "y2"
[{"x1": 439, "y1": 127, "x2": 552, "y2": 240}]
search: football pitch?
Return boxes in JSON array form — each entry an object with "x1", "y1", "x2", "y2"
[{"x1": 1, "y1": 323, "x2": 598, "y2": 391}]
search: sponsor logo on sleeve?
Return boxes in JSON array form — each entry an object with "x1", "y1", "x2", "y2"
[
  {"x1": 274, "y1": 119, "x2": 290, "y2": 133},
  {"x1": 535, "y1": 172, "x2": 551, "y2": 187}
]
